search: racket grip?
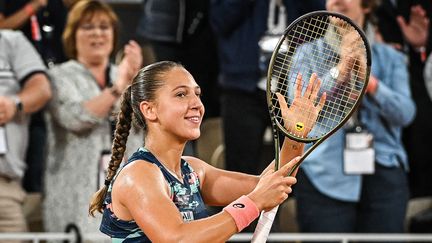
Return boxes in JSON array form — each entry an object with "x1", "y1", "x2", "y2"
[{"x1": 251, "y1": 205, "x2": 279, "y2": 243}]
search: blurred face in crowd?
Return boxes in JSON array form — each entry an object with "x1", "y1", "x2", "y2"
[
  {"x1": 75, "y1": 12, "x2": 114, "y2": 65},
  {"x1": 326, "y1": 0, "x2": 369, "y2": 27}
]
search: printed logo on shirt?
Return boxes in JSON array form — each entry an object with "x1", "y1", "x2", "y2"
[{"x1": 181, "y1": 211, "x2": 194, "y2": 222}]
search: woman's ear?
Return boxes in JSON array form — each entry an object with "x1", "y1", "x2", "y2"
[{"x1": 140, "y1": 101, "x2": 157, "y2": 121}]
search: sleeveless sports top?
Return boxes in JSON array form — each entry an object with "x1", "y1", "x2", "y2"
[{"x1": 99, "y1": 148, "x2": 208, "y2": 242}]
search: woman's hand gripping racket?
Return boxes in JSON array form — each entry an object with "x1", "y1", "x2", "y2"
[{"x1": 251, "y1": 11, "x2": 371, "y2": 242}]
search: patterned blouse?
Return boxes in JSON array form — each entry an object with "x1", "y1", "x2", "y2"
[
  {"x1": 43, "y1": 60, "x2": 144, "y2": 235},
  {"x1": 100, "y1": 148, "x2": 209, "y2": 242}
]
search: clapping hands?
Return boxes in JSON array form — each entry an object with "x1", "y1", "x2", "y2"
[
  {"x1": 117, "y1": 40, "x2": 143, "y2": 91},
  {"x1": 397, "y1": 5, "x2": 429, "y2": 49}
]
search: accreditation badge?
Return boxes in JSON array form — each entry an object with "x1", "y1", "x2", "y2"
[
  {"x1": 0, "y1": 126, "x2": 7, "y2": 154},
  {"x1": 343, "y1": 126, "x2": 375, "y2": 175}
]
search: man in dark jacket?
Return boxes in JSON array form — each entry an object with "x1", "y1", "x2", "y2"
[
  {"x1": 135, "y1": 0, "x2": 220, "y2": 121},
  {"x1": 210, "y1": 0, "x2": 325, "y2": 176}
]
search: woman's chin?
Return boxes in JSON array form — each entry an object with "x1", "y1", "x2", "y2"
[{"x1": 186, "y1": 131, "x2": 201, "y2": 141}]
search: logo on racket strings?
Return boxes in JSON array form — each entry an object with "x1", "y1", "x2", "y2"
[
  {"x1": 233, "y1": 203, "x2": 245, "y2": 209},
  {"x1": 296, "y1": 122, "x2": 304, "y2": 131}
]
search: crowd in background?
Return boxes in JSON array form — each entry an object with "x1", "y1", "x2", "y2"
[{"x1": 0, "y1": 0, "x2": 431, "y2": 239}]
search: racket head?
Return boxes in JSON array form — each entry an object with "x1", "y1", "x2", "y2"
[{"x1": 267, "y1": 11, "x2": 371, "y2": 143}]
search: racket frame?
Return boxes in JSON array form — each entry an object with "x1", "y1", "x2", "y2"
[
  {"x1": 254, "y1": 11, "x2": 372, "y2": 243},
  {"x1": 266, "y1": 10, "x2": 372, "y2": 173}
]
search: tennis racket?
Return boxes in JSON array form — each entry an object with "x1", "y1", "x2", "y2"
[{"x1": 251, "y1": 11, "x2": 371, "y2": 242}]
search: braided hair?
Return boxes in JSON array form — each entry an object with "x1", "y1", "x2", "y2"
[{"x1": 89, "y1": 61, "x2": 184, "y2": 216}]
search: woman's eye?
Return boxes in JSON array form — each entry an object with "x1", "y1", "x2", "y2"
[{"x1": 176, "y1": 92, "x2": 186, "y2": 98}]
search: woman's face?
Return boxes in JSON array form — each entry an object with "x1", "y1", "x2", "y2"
[
  {"x1": 75, "y1": 12, "x2": 114, "y2": 64},
  {"x1": 150, "y1": 67, "x2": 205, "y2": 141},
  {"x1": 326, "y1": 0, "x2": 367, "y2": 27}
]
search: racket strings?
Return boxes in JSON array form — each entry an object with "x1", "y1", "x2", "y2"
[
  {"x1": 269, "y1": 15, "x2": 368, "y2": 140},
  {"x1": 271, "y1": 19, "x2": 327, "y2": 136}
]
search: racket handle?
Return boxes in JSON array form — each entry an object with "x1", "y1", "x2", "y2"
[{"x1": 251, "y1": 205, "x2": 279, "y2": 243}]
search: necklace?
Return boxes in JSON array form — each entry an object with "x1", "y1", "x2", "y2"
[
  {"x1": 142, "y1": 147, "x2": 184, "y2": 182},
  {"x1": 162, "y1": 164, "x2": 183, "y2": 182}
]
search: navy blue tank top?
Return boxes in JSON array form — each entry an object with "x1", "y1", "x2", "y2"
[{"x1": 100, "y1": 148, "x2": 208, "y2": 242}]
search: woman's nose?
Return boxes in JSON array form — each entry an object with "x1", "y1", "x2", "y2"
[{"x1": 190, "y1": 94, "x2": 204, "y2": 109}]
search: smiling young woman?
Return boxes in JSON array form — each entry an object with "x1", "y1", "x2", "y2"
[{"x1": 85, "y1": 60, "x2": 332, "y2": 242}]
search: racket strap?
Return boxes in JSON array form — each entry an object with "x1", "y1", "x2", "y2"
[{"x1": 223, "y1": 195, "x2": 260, "y2": 232}]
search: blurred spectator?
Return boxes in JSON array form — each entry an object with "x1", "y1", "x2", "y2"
[
  {"x1": 135, "y1": 0, "x2": 220, "y2": 120},
  {"x1": 43, "y1": 0, "x2": 143, "y2": 235},
  {"x1": 0, "y1": 29, "x2": 51, "y2": 235},
  {"x1": 210, "y1": 0, "x2": 324, "y2": 176},
  {"x1": 293, "y1": 0, "x2": 416, "y2": 235},
  {"x1": 375, "y1": 0, "x2": 432, "y2": 200},
  {"x1": 0, "y1": 0, "x2": 68, "y2": 199},
  {"x1": 0, "y1": 0, "x2": 68, "y2": 67},
  {"x1": 210, "y1": 0, "x2": 324, "y2": 232},
  {"x1": 210, "y1": 0, "x2": 275, "y2": 176}
]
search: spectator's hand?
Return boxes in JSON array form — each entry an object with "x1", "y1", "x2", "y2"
[
  {"x1": 0, "y1": 96, "x2": 17, "y2": 125},
  {"x1": 397, "y1": 5, "x2": 430, "y2": 48},
  {"x1": 117, "y1": 40, "x2": 143, "y2": 91},
  {"x1": 276, "y1": 73, "x2": 326, "y2": 138},
  {"x1": 247, "y1": 156, "x2": 299, "y2": 212},
  {"x1": 338, "y1": 28, "x2": 366, "y2": 80}
]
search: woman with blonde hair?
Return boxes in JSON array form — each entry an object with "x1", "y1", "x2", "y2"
[{"x1": 43, "y1": 0, "x2": 143, "y2": 234}]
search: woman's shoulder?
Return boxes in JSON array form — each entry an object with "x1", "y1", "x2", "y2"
[
  {"x1": 48, "y1": 60, "x2": 85, "y2": 77},
  {"x1": 115, "y1": 157, "x2": 166, "y2": 191},
  {"x1": 111, "y1": 158, "x2": 170, "y2": 220}
]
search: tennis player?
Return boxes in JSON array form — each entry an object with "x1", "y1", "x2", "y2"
[{"x1": 89, "y1": 61, "x2": 324, "y2": 242}]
